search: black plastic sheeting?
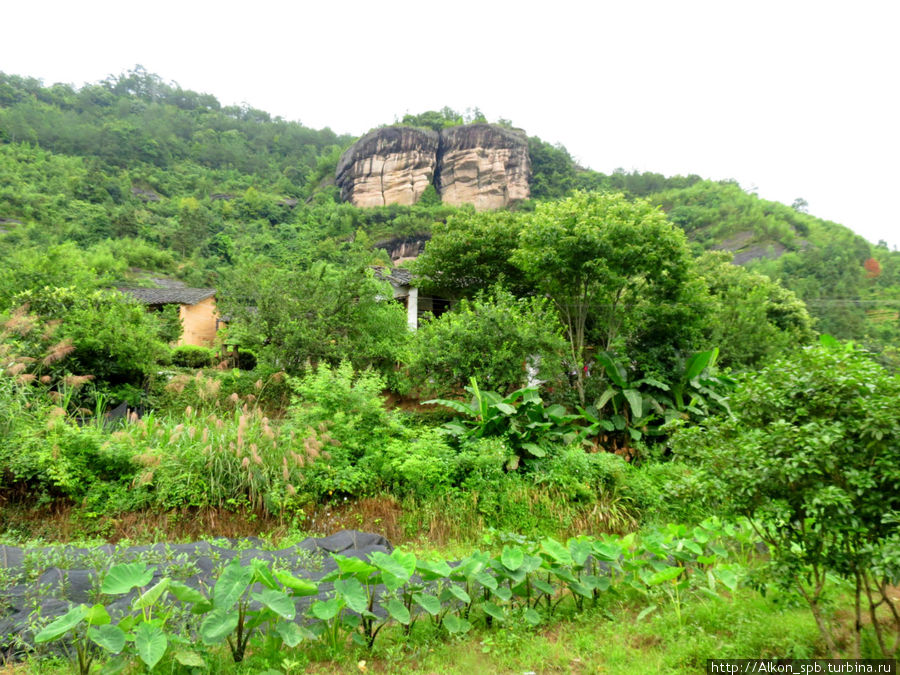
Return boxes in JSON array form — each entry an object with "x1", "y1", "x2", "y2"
[{"x1": 0, "y1": 530, "x2": 392, "y2": 659}]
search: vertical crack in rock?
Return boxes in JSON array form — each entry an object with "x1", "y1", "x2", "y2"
[
  {"x1": 436, "y1": 124, "x2": 530, "y2": 210},
  {"x1": 335, "y1": 123, "x2": 530, "y2": 210},
  {"x1": 335, "y1": 127, "x2": 439, "y2": 208}
]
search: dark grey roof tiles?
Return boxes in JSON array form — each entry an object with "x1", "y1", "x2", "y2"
[
  {"x1": 372, "y1": 266, "x2": 413, "y2": 286},
  {"x1": 119, "y1": 287, "x2": 216, "y2": 306}
]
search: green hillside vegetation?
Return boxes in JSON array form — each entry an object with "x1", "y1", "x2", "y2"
[{"x1": 1, "y1": 69, "x2": 898, "y2": 670}]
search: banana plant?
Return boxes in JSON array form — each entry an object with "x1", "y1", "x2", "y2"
[
  {"x1": 425, "y1": 378, "x2": 579, "y2": 461},
  {"x1": 581, "y1": 349, "x2": 733, "y2": 451},
  {"x1": 588, "y1": 352, "x2": 669, "y2": 445},
  {"x1": 664, "y1": 348, "x2": 735, "y2": 419}
]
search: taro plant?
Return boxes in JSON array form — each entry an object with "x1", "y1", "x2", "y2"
[
  {"x1": 34, "y1": 561, "x2": 188, "y2": 673},
  {"x1": 34, "y1": 604, "x2": 124, "y2": 675},
  {"x1": 537, "y1": 536, "x2": 610, "y2": 613},
  {"x1": 199, "y1": 557, "x2": 317, "y2": 663},
  {"x1": 29, "y1": 520, "x2": 757, "y2": 669}
]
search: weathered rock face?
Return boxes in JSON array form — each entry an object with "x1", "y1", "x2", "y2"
[
  {"x1": 335, "y1": 127, "x2": 440, "y2": 207},
  {"x1": 436, "y1": 124, "x2": 530, "y2": 210},
  {"x1": 335, "y1": 124, "x2": 530, "y2": 210},
  {"x1": 374, "y1": 234, "x2": 432, "y2": 263}
]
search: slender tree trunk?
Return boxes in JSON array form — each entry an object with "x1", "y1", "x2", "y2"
[
  {"x1": 796, "y1": 571, "x2": 839, "y2": 658},
  {"x1": 854, "y1": 570, "x2": 863, "y2": 658}
]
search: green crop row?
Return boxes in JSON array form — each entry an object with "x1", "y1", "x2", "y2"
[{"x1": 31, "y1": 518, "x2": 756, "y2": 673}]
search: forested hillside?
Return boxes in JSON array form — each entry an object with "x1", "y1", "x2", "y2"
[
  {"x1": 3, "y1": 68, "x2": 895, "y2": 364},
  {"x1": 2, "y1": 69, "x2": 899, "y2": 671}
]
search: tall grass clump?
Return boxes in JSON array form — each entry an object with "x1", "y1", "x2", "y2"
[{"x1": 111, "y1": 402, "x2": 316, "y2": 514}]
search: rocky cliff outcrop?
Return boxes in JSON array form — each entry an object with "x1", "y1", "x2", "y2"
[
  {"x1": 373, "y1": 234, "x2": 431, "y2": 263},
  {"x1": 335, "y1": 124, "x2": 530, "y2": 210},
  {"x1": 335, "y1": 127, "x2": 440, "y2": 207},
  {"x1": 436, "y1": 124, "x2": 530, "y2": 210}
]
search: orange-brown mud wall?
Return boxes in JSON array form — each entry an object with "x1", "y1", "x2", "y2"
[{"x1": 178, "y1": 297, "x2": 218, "y2": 346}]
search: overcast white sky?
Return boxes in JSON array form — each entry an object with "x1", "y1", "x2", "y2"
[{"x1": 3, "y1": 0, "x2": 899, "y2": 248}]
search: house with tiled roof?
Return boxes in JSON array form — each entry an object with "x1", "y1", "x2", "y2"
[
  {"x1": 372, "y1": 267, "x2": 449, "y2": 329},
  {"x1": 119, "y1": 281, "x2": 220, "y2": 346}
]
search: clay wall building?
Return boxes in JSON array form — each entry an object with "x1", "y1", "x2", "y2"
[{"x1": 119, "y1": 286, "x2": 219, "y2": 347}]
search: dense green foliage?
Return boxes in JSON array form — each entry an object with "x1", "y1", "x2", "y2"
[
  {"x1": 675, "y1": 342, "x2": 900, "y2": 657},
  {"x1": 406, "y1": 288, "x2": 566, "y2": 396},
  {"x1": 2, "y1": 68, "x2": 899, "y2": 668},
  {"x1": 27, "y1": 520, "x2": 760, "y2": 673},
  {"x1": 222, "y1": 250, "x2": 409, "y2": 376}
]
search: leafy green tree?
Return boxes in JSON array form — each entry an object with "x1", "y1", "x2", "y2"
[
  {"x1": 411, "y1": 210, "x2": 528, "y2": 300},
  {"x1": 675, "y1": 342, "x2": 900, "y2": 657},
  {"x1": 697, "y1": 252, "x2": 815, "y2": 369},
  {"x1": 0, "y1": 243, "x2": 103, "y2": 310},
  {"x1": 221, "y1": 250, "x2": 408, "y2": 376},
  {"x1": 406, "y1": 287, "x2": 567, "y2": 397},
  {"x1": 513, "y1": 191, "x2": 692, "y2": 404},
  {"x1": 400, "y1": 107, "x2": 465, "y2": 131}
]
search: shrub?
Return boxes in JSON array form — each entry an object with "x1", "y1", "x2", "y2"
[
  {"x1": 454, "y1": 437, "x2": 513, "y2": 491},
  {"x1": 170, "y1": 344, "x2": 216, "y2": 368},
  {"x1": 407, "y1": 287, "x2": 566, "y2": 397},
  {"x1": 0, "y1": 388, "x2": 137, "y2": 507},
  {"x1": 151, "y1": 367, "x2": 290, "y2": 417},
  {"x1": 284, "y1": 362, "x2": 397, "y2": 500},
  {"x1": 364, "y1": 428, "x2": 457, "y2": 499},
  {"x1": 287, "y1": 361, "x2": 393, "y2": 454}
]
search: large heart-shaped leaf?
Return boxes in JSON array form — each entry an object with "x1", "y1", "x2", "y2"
[
  {"x1": 168, "y1": 581, "x2": 208, "y2": 605},
  {"x1": 382, "y1": 597, "x2": 411, "y2": 625},
  {"x1": 568, "y1": 539, "x2": 593, "y2": 567},
  {"x1": 251, "y1": 559, "x2": 280, "y2": 590},
  {"x1": 714, "y1": 567, "x2": 739, "y2": 592},
  {"x1": 647, "y1": 566, "x2": 683, "y2": 586},
  {"x1": 101, "y1": 563, "x2": 154, "y2": 595},
  {"x1": 369, "y1": 551, "x2": 413, "y2": 590},
  {"x1": 474, "y1": 571, "x2": 497, "y2": 590},
  {"x1": 35, "y1": 605, "x2": 88, "y2": 643},
  {"x1": 331, "y1": 554, "x2": 377, "y2": 582},
  {"x1": 251, "y1": 589, "x2": 296, "y2": 620},
  {"x1": 443, "y1": 585, "x2": 471, "y2": 605},
  {"x1": 492, "y1": 586, "x2": 513, "y2": 603},
  {"x1": 532, "y1": 578, "x2": 555, "y2": 596},
  {"x1": 88, "y1": 624, "x2": 126, "y2": 654},
  {"x1": 199, "y1": 607, "x2": 239, "y2": 644},
  {"x1": 540, "y1": 538, "x2": 572, "y2": 566},
  {"x1": 523, "y1": 608, "x2": 542, "y2": 626},
  {"x1": 334, "y1": 578, "x2": 369, "y2": 615},
  {"x1": 501, "y1": 546, "x2": 524, "y2": 571},
  {"x1": 412, "y1": 593, "x2": 441, "y2": 616},
  {"x1": 309, "y1": 597, "x2": 342, "y2": 621},
  {"x1": 133, "y1": 577, "x2": 170, "y2": 610},
  {"x1": 442, "y1": 614, "x2": 471, "y2": 634},
  {"x1": 274, "y1": 570, "x2": 319, "y2": 596},
  {"x1": 134, "y1": 622, "x2": 167, "y2": 670},
  {"x1": 85, "y1": 604, "x2": 111, "y2": 626},
  {"x1": 482, "y1": 601, "x2": 506, "y2": 622},
  {"x1": 275, "y1": 620, "x2": 311, "y2": 647},
  {"x1": 212, "y1": 558, "x2": 253, "y2": 609},
  {"x1": 416, "y1": 559, "x2": 452, "y2": 580},
  {"x1": 173, "y1": 650, "x2": 206, "y2": 668}
]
